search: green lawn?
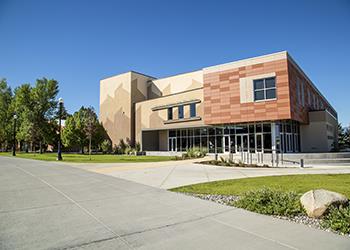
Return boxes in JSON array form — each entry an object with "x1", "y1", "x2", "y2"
[
  {"x1": 0, "y1": 152, "x2": 175, "y2": 163},
  {"x1": 171, "y1": 174, "x2": 350, "y2": 198}
]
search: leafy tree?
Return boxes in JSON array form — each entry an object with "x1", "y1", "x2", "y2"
[
  {"x1": 100, "y1": 139, "x2": 112, "y2": 154},
  {"x1": 338, "y1": 123, "x2": 348, "y2": 150},
  {"x1": 62, "y1": 106, "x2": 107, "y2": 154},
  {"x1": 0, "y1": 79, "x2": 13, "y2": 151}
]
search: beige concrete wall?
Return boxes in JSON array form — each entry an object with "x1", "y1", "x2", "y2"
[
  {"x1": 100, "y1": 71, "x2": 154, "y2": 146},
  {"x1": 135, "y1": 88, "x2": 205, "y2": 143},
  {"x1": 151, "y1": 70, "x2": 203, "y2": 96},
  {"x1": 300, "y1": 111, "x2": 338, "y2": 152}
]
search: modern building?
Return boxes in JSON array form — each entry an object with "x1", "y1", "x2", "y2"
[{"x1": 100, "y1": 51, "x2": 338, "y2": 154}]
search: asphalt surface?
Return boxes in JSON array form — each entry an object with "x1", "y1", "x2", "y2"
[{"x1": 0, "y1": 157, "x2": 349, "y2": 250}]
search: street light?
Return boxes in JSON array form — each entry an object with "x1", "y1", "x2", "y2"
[
  {"x1": 57, "y1": 98, "x2": 63, "y2": 161},
  {"x1": 12, "y1": 113, "x2": 17, "y2": 156}
]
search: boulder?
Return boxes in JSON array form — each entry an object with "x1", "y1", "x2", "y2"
[{"x1": 300, "y1": 189, "x2": 348, "y2": 218}]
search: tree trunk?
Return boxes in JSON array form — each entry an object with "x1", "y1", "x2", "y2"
[{"x1": 39, "y1": 141, "x2": 42, "y2": 154}]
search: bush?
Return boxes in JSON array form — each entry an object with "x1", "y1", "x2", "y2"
[
  {"x1": 233, "y1": 188, "x2": 303, "y2": 217},
  {"x1": 321, "y1": 205, "x2": 350, "y2": 234},
  {"x1": 135, "y1": 142, "x2": 141, "y2": 152},
  {"x1": 100, "y1": 139, "x2": 112, "y2": 154},
  {"x1": 182, "y1": 147, "x2": 207, "y2": 159}
]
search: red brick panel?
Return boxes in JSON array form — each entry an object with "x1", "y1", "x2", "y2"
[
  {"x1": 288, "y1": 61, "x2": 336, "y2": 124},
  {"x1": 203, "y1": 59, "x2": 291, "y2": 124}
]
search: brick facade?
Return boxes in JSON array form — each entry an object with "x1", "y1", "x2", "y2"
[{"x1": 203, "y1": 58, "x2": 291, "y2": 124}]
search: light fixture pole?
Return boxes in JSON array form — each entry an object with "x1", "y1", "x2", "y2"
[
  {"x1": 12, "y1": 113, "x2": 17, "y2": 156},
  {"x1": 57, "y1": 98, "x2": 63, "y2": 161}
]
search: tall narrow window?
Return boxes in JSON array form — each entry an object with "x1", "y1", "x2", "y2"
[
  {"x1": 301, "y1": 80, "x2": 305, "y2": 107},
  {"x1": 253, "y1": 77, "x2": 276, "y2": 101},
  {"x1": 178, "y1": 105, "x2": 184, "y2": 119},
  {"x1": 190, "y1": 103, "x2": 196, "y2": 117},
  {"x1": 167, "y1": 107, "x2": 173, "y2": 120}
]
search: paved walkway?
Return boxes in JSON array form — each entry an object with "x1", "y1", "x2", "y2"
[
  {"x1": 70, "y1": 159, "x2": 350, "y2": 189},
  {"x1": 1, "y1": 157, "x2": 349, "y2": 249}
]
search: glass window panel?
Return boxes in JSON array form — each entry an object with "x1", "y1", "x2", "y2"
[
  {"x1": 167, "y1": 107, "x2": 173, "y2": 120},
  {"x1": 178, "y1": 105, "x2": 184, "y2": 119},
  {"x1": 230, "y1": 136, "x2": 235, "y2": 153},
  {"x1": 224, "y1": 126, "x2": 230, "y2": 135},
  {"x1": 263, "y1": 133, "x2": 272, "y2": 152},
  {"x1": 190, "y1": 103, "x2": 196, "y2": 117},
  {"x1": 230, "y1": 126, "x2": 235, "y2": 135},
  {"x1": 263, "y1": 123, "x2": 271, "y2": 133},
  {"x1": 188, "y1": 129, "x2": 193, "y2": 136},
  {"x1": 176, "y1": 138, "x2": 181, "y2": 151},
  {"x1": 256, "y1": 123, "x2": 262, "y2": 133},
  {"x1": 194, "y1": 128, "x2": 200, "y2": 136},
  {"x1": 200, "y1": 128, "x2": 208, "y2": 136},
  {"x1": 265, "y1": 77, "x2": 276, "y2": 88},
  {"x1": 209, "y1": 136, "x2": 215, "y2": 153},
  {"x1": 201, "y1": 136, "x2": 208, "y2": 149},
  {"x1": 176, "y1": 129, "x2": 180, "y2": 137},
  {"x1": 208, "y1": 127, "x2": 215, "y2": 135},
  {"x1": 216, "y1": 136, "x2": 223, "y2": 153},
  {"x1": 181, "y1": 138, "x2": 187, "y2": 151},
  {"x1": 254, "y1": 90, "x2": 265, "y2": 101},
  {"x1": 254, "y1": 79, "x2": 264, "y2": 90},
  {"x1": 249, "y1": 134, "x2": 255, "y2": 153},
  {"x1": 181, "y1": 129, "x2": 187, "y2": 137},
  {"x1": 249, "y1": 125, "x2": 254, "y2": 134},
  {"x1": 266, "y1": 89, "x2": 276, "y2": 99},
  {"x1": 215, "y1": 127, "x2": 223, "y2": 135},
  {"x1": 194, "y1": 137, "x2": 200, "y2": 147},
  {"x1": 169, "y1": 130, "x2": 176, "y2": 137}
]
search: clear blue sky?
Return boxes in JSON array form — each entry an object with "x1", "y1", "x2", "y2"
[{"x1": 1, "y1": 0, "x2": 349, "y2": 125}]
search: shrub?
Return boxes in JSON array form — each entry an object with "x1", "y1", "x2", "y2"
[
  {"x1": 124, "y1": 145, "x2": 132, "y2": 155},
  {"x1": 182, "y1": 147, "x2": 207, "y2": 159},
  {"x1": 321, "y1": 205, "x2": 350, "y2": 234},
  {"x1": 135, "y1": 142, "x2": 141, "y2": 152},
  {"x1": 100, "y1": 139, "x2": 112, "y2": 154},
  {"x1": 233, "y1": 188, "x2": 303, "y2": 217},
  {"x1": 118, "y1": 139, "x2": 127, "y2": 154}
]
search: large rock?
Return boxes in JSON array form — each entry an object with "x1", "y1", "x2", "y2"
[{"x1": 300, "y1": 189, "x2": 348, "y2": 218}]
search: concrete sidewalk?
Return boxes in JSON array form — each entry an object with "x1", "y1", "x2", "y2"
[
  {"x1": 0, "y1": 157, "x2": 349, "y2": 249},
  {"x1": 69, "y1": 159, "x2": 350, "y2": 189}
]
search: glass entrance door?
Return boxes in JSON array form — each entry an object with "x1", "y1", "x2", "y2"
[
  {"x1": 168, "y1": 137, "x2": 176, "y2": 152},
  {"x1": 224, "y1": 135, "x2": 230, "y2": 153},
  {"x1": 236, "y1": 134, "x2": 249, "y2": 152}
]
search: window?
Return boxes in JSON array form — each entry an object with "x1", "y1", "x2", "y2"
[
  {"x1": 253, "y1": 77, "x2": 276, "y2": 101},
  {"x1": 167, "y1": 107, "x2": 173, "y2": 120},
  {"x1": 301, "y1": 80, "x2": 305, "y2": 107},
  {"x1": 178, "y1": 105, "x2": 184, "y2": 119},
  {"x1": 190, "y1": 103, "x2": 196, "y2": 117}
]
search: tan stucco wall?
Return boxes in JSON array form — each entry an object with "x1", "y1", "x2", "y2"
[
  {"x1": 100, "y1": 72, "x2": 154, "y2": 146},
  {"x1": 151, "y1": 70, "x2": 203, "y2": 96},
  {"x1": 135, "y1": 88, "x2": 205, "y2": 143},
  {"x1": 300, "y1": 111, "x2": 338, "y2": 152}
]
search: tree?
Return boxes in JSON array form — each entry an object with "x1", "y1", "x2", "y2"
[
  {"x1": 338, "y1": 123, "x2": 348, "y2": 150},
  {"x1": 62, "y1": 106, "x2": 107, "y2": 154},
  {"x1": 84, "y1": 107, "x2": 98, "y2": 159},
  {"x1": 0, "y1": 79, "x2": 13, "y2": 151}
]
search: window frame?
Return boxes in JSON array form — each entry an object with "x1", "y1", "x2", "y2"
[{"x1": 253, "y1": 77, "x2": 277, "y2": 102}]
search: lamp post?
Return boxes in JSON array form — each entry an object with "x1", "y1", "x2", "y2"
[
  {"x1": 12, "y1": 113, "x2": 17, "y2": 156},
  {"x1": 57, "y1": 98, "x2": 63, "y2": 161}
]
